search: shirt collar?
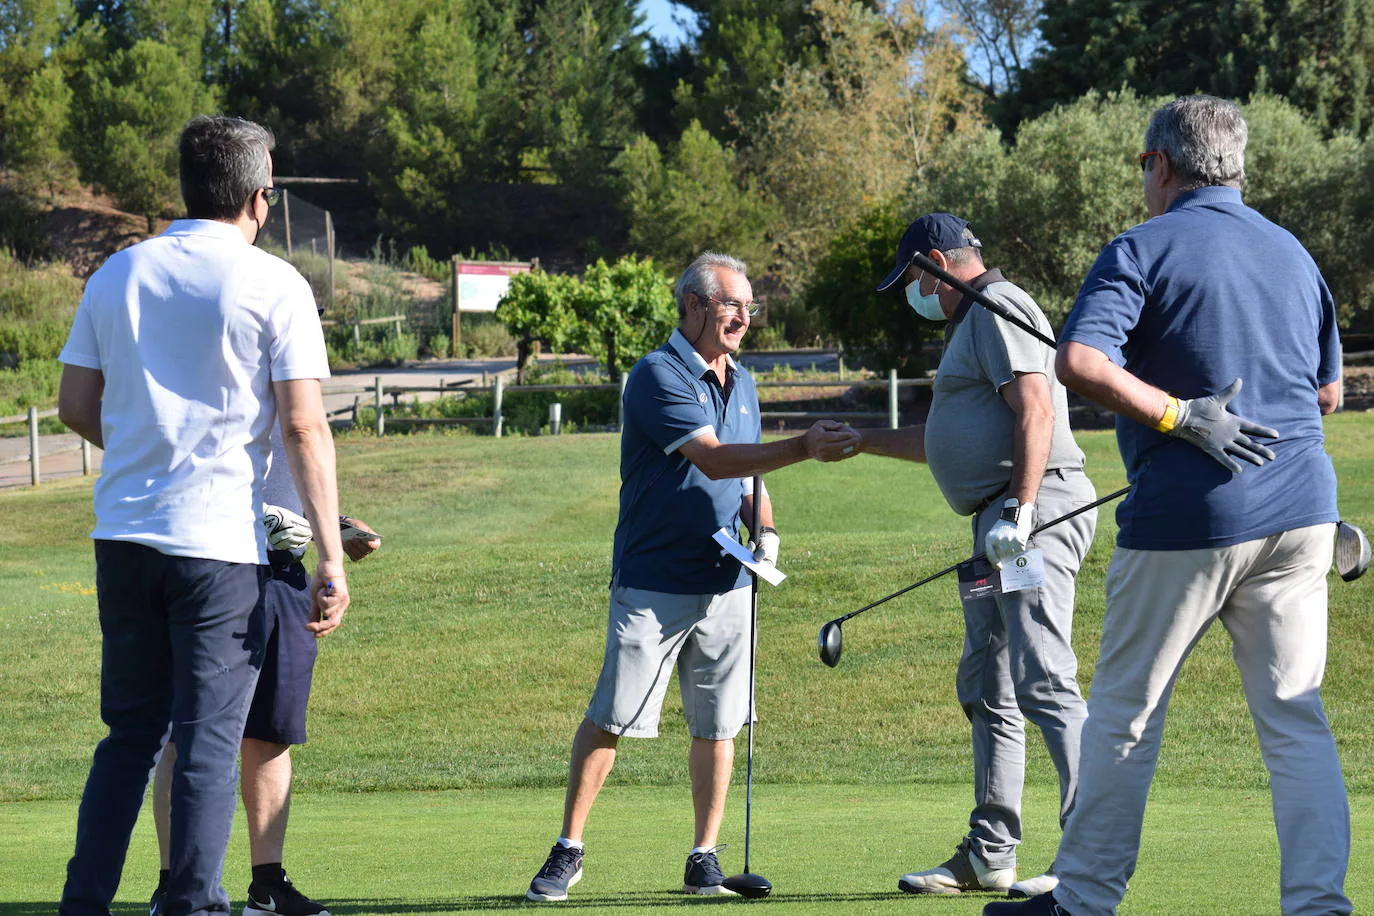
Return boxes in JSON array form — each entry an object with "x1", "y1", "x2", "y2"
[
  {"x1": 950, "y1": 267, "x2": 1007, "y2": 325},
  {"x1": 1166, "y1": 185, "x2": 1243, "y2": 213},
  {"x1": 668, "y1": 328, "x2": 738, "y2": 379},
  {"x1": 162, "y1": 218, "x2": 249, "y2": 241}
]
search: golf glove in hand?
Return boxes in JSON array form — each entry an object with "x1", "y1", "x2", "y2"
[
  {"x1": 262, "y1": 504, "x2": 313, "y2": 550},
  {"x1": 985, "y1": 499, "x2": 1034, "y2": 570},
  {"x1": 751, "y1": 527, "x2": 780, "y2": 566},
  {"x1": 1165, "y1": 378, "x2": 1278, "y2": 474}
]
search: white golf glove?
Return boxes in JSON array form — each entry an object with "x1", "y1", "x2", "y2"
[
  {"x1": 985, "y1": 499, "x2": 1034, "y2": 570},
  {"x1": 751, "y1": 527, "x2": 780, "y2": 566},
  {"x1": 262, "y1": 504, "x2": 313, "y2": 550}
]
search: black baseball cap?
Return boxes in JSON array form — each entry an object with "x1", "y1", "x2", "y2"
[{"x1": 876, "y1": 213, "x2": 982, "y2": 291}]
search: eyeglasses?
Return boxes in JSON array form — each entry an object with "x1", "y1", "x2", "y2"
[
  {"x1": 261, "y1": 186, "x2": 282, "y2": 207},
  {"x1": 702, "y1": 294, "x2": 760, "y2": 317},
  {"x1": 1138, "y1": 150, "x2": 1165, "y2": 172}
]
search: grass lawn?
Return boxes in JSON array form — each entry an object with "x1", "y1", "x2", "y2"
[{"x1": 2, "y1": 415, "x2": 1371, "y2": 912}]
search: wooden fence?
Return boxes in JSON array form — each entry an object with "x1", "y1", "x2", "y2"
[{"x1": 0, "y1": 407, "x2": 95, "y2": 487}]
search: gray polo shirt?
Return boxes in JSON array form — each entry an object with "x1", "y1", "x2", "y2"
[{"x1": 924, "y1": 269, "x2": 1084, "y2": 516}]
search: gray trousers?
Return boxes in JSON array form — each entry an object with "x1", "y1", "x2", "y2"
[
  {"x1": 959, "y1": 468, "x2": 1096, "y2": 869},
  {"x1": 1053, "y1": 524, "x2": 1351, "y2": 916}
]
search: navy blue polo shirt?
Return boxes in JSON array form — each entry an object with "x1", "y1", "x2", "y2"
[
  {"x1": 1061, "y1": 186, "x2": 1340, "y2": 550},
  {"x1": 612, "y1": 329, "x2": 761, "y2": 594}
]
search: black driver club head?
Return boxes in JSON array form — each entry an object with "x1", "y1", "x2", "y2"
[
  {"x1": 818, "y1": 620, "x2": 843, "y2": 667},
  {"x1": 722, "y1": 871, "x2": 773, "y2": 899}
]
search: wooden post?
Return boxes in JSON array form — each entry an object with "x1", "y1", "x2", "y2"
[
  {"x1": 618, "y1": 373, "x2": 629, "y2": 432},
  {"x1": 353, "y1": 322, "x2": 361, "y2": 346},
  {"x1": 393, "y1": 317, "x2": 403, "y2": 338},
  {"x1": 450, "y1": 258, "x2": 462, "y2": 357},
  {"x1": 325, "y1": 210, "x2": 336, "y2": 308},
  {"x1": 374, "y1": 376, "x2": 384, "y2": 436},
  {"x1": 28, "y1": 407, "x2": 39, "y2": 487},
  {"x1": 282, "y1": 189, "x2": 292, "y2": 256},
  {"x1": 837, "y1": 345, "x2": 847, "y2": 381},
  {"x1": 492, "y1": 375, "x2": 504, "y2": 438},
  {"x1": 352, "y1": 395, "x2": 361, "y2": 430},
  {"x1": 81, "y1": 439, "x2": 91, "y2": 475},
  {"x1": 888, "y1": 368, "x2": 899, "y2": 429},
  {"x1": 549, "y1": 402, "x2": 562, "y2": 435}
]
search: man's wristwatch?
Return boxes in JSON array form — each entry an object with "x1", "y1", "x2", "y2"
[
  {"x1": 998, "y1": 498, "x2": 1030, "y2": 524},
  {"x1": 756, "y1": 526, "x2": 778, "y2": 538}
]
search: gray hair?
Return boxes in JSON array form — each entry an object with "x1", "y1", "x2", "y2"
[
  {"x1": 674, "y1": 251, "x2": 748, "y2": 317},
  {"x1": 1144, "y1": 95, "x2": 1247, "y2": 190},
  {"x1": 178, "y1": 115, "x2": 275, "y2": 220},
  {"x1": 943, "y1": 227, "x2": 984, "y2": 268}
]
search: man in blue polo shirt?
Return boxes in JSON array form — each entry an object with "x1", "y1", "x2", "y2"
[
  {"x1": 985, "y1": 97, "x2": 1349, "y2": 916},
  {"x1": 526, "y1": 251, "x2": 859, "y2": 902}
]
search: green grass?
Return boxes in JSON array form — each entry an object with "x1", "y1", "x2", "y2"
[{"x1": 2, "y1": 415, "x2": 1372, "y2": 912}]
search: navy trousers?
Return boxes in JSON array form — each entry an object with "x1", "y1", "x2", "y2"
[{"x1": 60, "y1": 540, "x2": 265, "y2": 916}]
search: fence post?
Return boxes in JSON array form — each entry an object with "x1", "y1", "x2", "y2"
[
  {"x1": 393, "y1": 316, "x2": 403, "y2": 338},
  {"x1": 352, "y1": 395, "x2": 361, "y2": 430},
  {"x1": 353, "y1": 322, "x2": 361, "y2": 346},
  {"x1": 493, "y1": 375, "x2": 504, "y2": 438},
  {"x1": 282, "y1": 190, "x2": 292, "y2": 256},
  {"x1": 450, "y1": 258, "x2": 462, "y2": 357},
  {"x1": 549, "y1": 402, "x2": 562, "y2": 435},
  {"x1": 28, "y1": 407, "x2": 39, "y2": 487},
  {"x1": 837, "y1": 345, "x2": 847, "y2": 381},
  {"x1": 81, "y1": 439, "x2": 92, "y2": 475},
  {"x1": 374, "y1": 376, "x2": 384, "y2": 436},
  {"x1": 325, "y1": 210, "x2": 336, "y2": 308},
  {"x1": 888, "y1": 369, "x2": 899, "y2": 429},
  {"x1": 618, "y1": 373, "x2": 629, "y2": 432}
]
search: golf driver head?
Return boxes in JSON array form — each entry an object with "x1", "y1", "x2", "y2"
[
  {"x1": 818, "y1": 620, "x2": 843, "y2": 667},
  {"x1": 1336, "y1": 521, "x2": 1370, "y2": 582},
  {"x1": 722, "y1": 872, "x2": 772, "y2": 899}
]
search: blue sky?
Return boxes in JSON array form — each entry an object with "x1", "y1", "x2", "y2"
[{"x1": 638, "y1": 0, "x2": 697, "y2": 47}]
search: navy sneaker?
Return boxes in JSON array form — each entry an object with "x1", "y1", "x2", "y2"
[
  {"x1": 243, "y1": 872, "x2": 330, "y2": 916},
  {"x1": 527, "y1": 844, "x2": 585, "y2": 902},
  {"x1": 683, "y1": 847, "x2": 736, "y2": 896},
  {"x1": 149, "y1": 873, "x2": 168, "y2": 916},
  {"x1": 983, "y1": 891, "x2": 1074, "y2": 915}
]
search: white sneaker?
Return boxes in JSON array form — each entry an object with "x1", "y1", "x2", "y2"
[
  {"x1": 1009, "y1": 872, "x2": 1059, "y2": 898},
  {"x1": 898, "y1": 839, "x2": 1015, "y2": 895}
]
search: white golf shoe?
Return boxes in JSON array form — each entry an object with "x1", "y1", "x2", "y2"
[
  {"x1": 1009, "y1": 872, "x2": 1060, "y2": 898},
  {"x1": 898, "y1": 839, "x2": 1015, "y2": 895}
]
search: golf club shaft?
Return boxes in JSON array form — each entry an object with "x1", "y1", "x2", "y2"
[
  {"x1": 744, "y1": 475, "x2": 761, "y2": 874},
  {"x1": 910, "y1": 252, "x2": 1060, "y2": 350},
  {"x1": 831, "y1": 485, "x2": 1131, "y2": 627}
]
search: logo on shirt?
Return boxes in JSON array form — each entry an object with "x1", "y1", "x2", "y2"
[
  {"x1": 740, "y1": 405, "x2": 750, "y2": 415},
  {"x1": 698, "y1": 392, "x2": 708, "y2": 403}
]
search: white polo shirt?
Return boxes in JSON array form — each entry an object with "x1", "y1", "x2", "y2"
[{"x1": 59, "y1": 219, "x2": 330, "y2": 564}]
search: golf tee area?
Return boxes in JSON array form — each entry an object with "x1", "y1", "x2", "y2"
[{"x1": 3, "y1": 419, "x2": 1371, "y2": 914}]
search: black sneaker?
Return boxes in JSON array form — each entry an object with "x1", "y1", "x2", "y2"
[
  {"x1": 243, "y1": 872, "x2": 330, "y2": 916},
  {"x1": 683, "y1": 847, "x2": 736, "y2": 896},
  {"x1": 527, "y1": 844, "x2": 585, "y2": 902},
  {"x1": 983, "y1": 891, "x2": 1075, "y2": 915},
  {"x1": 149, "y1": 873, "x2": 168, "y2": 916}
]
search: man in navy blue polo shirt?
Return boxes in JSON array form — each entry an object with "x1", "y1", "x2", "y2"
[
  {"x1": 985, "y1": 97, "x2": 1350, "y2": 916},
  {"x1": 526, "y1": 251, "x2": 860, "y2": 902}
]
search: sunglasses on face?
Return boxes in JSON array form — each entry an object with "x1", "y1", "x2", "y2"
[
  {"x1": 1138, "y1": 150, "x2": 1164, "y2": 172},
  {"x1": 261, "y1": 186, "x2": 282, "y2": 207},
  {"x1": 702, "y1": 294, "x2": 760, "y2": 317}
]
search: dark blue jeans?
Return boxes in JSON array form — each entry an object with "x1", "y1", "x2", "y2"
[{"x1": 61, "y1": 540, "x2": 266, "y2": 916}]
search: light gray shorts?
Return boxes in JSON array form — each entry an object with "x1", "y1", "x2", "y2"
[{"x1": 586, "y1": 584, "x2": 752, "y2": 740}]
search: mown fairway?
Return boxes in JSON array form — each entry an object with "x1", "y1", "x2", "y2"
[{"x1": 2, "y1": 416, "x2": 1371, "y2": 913}]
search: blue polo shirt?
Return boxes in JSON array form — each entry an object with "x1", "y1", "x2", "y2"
[
  {"x1": 612, "y1": 329, "x2": 761, "y2": 594},
  {"x1": 1062, "y1": 186, "x2": 1340, "y2": 550}
]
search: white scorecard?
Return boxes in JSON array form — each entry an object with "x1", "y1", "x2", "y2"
[{"x1": 713, "y1": 528, "x2": 787, "y2": 586}]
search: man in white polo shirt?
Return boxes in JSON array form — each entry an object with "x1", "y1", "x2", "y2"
[{"x1": 56, "y1": 115, "x2": 348, "y2": 916}]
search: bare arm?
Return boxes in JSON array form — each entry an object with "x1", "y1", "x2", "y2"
[
  {"x1": 58, "y1": 365, "x2": 105, "y2": 448},
  {"x1": 1000, "y1": 372, "x2": 1054, "y2": 505},
  {"x1": 1318, "y1": 380, "x2": 1341, "y2": 415},
  {"x1": 677, "y1": 420, "x2": 859, "y2": 480},
  {"x1": 740, "y1": 487, "x2": 775, "y2": 537},
  {"x1": 274, "y1": 377, "x2": 349, "y2": 636},
  {"x1": 855, "y1": 425, "x2": 926, "y2": 462},
  {"x1": 1056, "y1": 341, "x2": 1172, "y2": 428}
]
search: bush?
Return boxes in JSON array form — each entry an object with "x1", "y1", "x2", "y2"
[
  {"x1": 425, "y1": 333, "x2": 451, "y2": 359},
  {"x1": 0, "y1": 359, "x2": 63, "y2": 420},
  {"x1": 461, "y1": 320, "x2": 516, "y2": 358}
]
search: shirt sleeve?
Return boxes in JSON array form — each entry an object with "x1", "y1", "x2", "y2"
[
  {"x1": 1059, "y1": 236, "x2": 1149, "y2": 366},
  {"x1": 973, "y1": 291, "x2": 1050, "y2": 390},
  {"x1": 58, "y1": 287, "x2": 101, "y2": 370},
  {"x1": 266, "y1": 269, "x2": 330, "y2": 381},
  {"x1": 1315, "y1": 272, "x2": 1341, "y2": 387},
  {"x1": 625, "y1": 357, "x2": 714, "y2": 454}
]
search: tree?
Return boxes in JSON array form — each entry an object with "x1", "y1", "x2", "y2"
[
  {"x1": 616, "y1": 120, "x2": 773, "y2": 268},
  {"x1": 496, "y1": 270, "x2": 580, "y2": 383},
  {"x1": 565, "y1": 255, "x2": 677, "y2": 380},
  {"x1": 67, "y1": 37, "x2": 219, "y2": 230}
]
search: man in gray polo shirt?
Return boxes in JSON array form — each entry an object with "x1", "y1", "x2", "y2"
[{"x1": 856, "y1": 214, "x2": 1097, "y2": 899}]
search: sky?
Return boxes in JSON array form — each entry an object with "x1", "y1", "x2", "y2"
[{"x1": 637, "y1": 0, "x2": 698, "y2": 48}]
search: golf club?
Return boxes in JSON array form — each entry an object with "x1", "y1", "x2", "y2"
[
  {"x1": 909, "y1": 251, "x2": 1059, "y2": 349},
  {"x1": 1336, "y1": 520, "x2": 1370, "y2": 581},
  {"x1": 818, "y1": 486, "x2": 1131, "y2": 668},
  {"x1": 722, "y1": 475, "x2": 773, "y2": 899}
]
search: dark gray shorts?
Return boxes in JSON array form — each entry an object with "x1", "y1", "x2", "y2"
[
  {"x1": 242, "y1": 553, "x2": 317, "y2": 745},
  {"x1": 586, "y1": 585, "x2": 751, "y2": 739}
]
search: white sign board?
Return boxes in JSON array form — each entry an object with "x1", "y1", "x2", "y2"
[{"x1": 455, "y1": 262, "x2": 532, "y2": 313}]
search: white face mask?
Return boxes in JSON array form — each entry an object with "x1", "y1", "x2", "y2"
[{"x1": 905, "y1": 272, "x2": 945, "y2": 321}]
